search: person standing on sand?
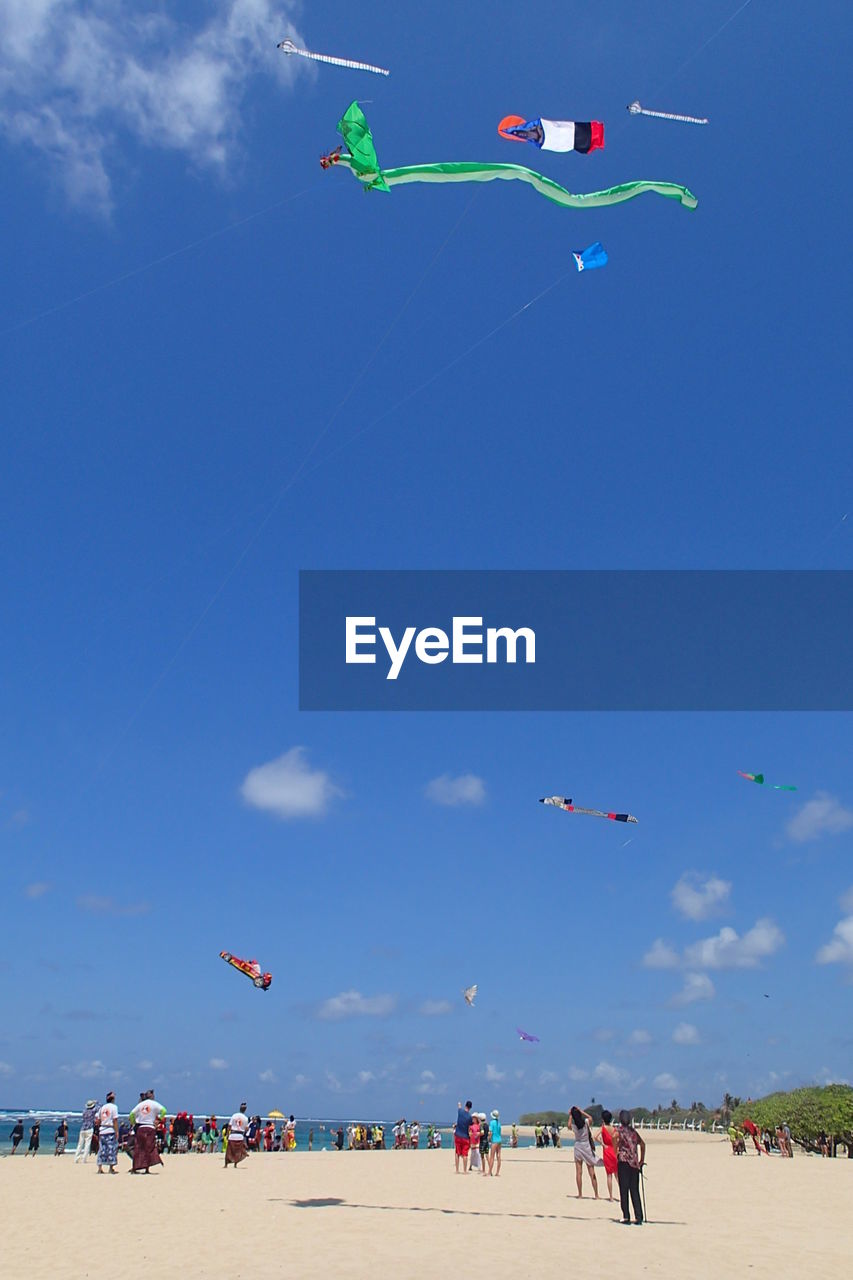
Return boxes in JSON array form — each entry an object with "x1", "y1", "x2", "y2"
[
  {"x1": 129, "y1": 1090, "x2": 166, "y2": 1173},
  {"x1": 25, "y1": 1120, "x2": 40, "y2": 1156},
  {"x1": 74, "y1": 1100, "x2": 98, "y2": 1163},
  {"x1": 469, "y1": 1113, "x2": 482, "y2": 1171},
  {"x1": 225, "y1": 1102, "x2": 250, "y2": 1167},
  {"x1": 454, "y1": 1100, "x2": 473, "y2": 1174},
  {"x1": 10, "y1": 1118, "x2": 24, "y2": 1153},
  {"x1": 616, "y1": 1110, "x2": 645, "y2": 1225},
  {"x1": 510, "y1": 1123, "x2": 518, "y2": 1149},
  {"x1": 598, "y1": 1110, "x2": 619, "y2": 1201},
  {"x1": 488, "y1": 1110, "x2": 502, "y2": 1176},
  {"x1": 54, "y1": 1117, "x2": 68, "y2": 1155},
  {"x1": 570, "y1": 1107, "x2": 600, "y2": 1199},
  {"x1": 97, "y1": 1092, "x2": 119, "y2": 1174}
]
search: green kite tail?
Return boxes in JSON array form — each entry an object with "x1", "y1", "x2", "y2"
[{"x1": 335, "y1": 102, "x2": 697, "y2": 210}]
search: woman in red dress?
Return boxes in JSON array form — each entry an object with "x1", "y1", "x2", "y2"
[{"x1": 599, "y1": 1109, "x2": 619, "y2": 1201}]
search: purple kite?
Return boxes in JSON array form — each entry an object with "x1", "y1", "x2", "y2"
[{"x1": 517, "y1": 1028, "x2": 540, "y2": 1043}]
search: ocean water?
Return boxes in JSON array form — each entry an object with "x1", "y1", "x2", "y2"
[{"x1": 0, "y1": 1111, "x2": 545, "y2": 1155}]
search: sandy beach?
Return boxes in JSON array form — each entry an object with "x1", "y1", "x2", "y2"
[{"x1": 2, "y1": 1131, "x2": 849, "y2": 1279}]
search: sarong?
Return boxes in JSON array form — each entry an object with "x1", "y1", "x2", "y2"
[
  {"x1": 225, "y1": 1139, "x2": 248, "y2": 1167},
  {"x1": 97, "y1": 1130, "x2": 117, "y2": 1167},
  {"x1": 132, "y1": 1125, "x2": 163, "y2": 1171}
]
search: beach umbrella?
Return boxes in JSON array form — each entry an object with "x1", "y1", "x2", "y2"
[{"x1": 268, "y1": 1109, "x2": 285, "y2": 1119}]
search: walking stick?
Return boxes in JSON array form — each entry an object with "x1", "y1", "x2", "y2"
[{"x1": 640, "y1": 1164, "x2": 648, "y2": 1223}]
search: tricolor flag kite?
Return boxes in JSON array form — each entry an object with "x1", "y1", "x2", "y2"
[
  {"x1": 738, "y1": 772, "x2": 797, "y2": 791},
  {"x1": 498, "y1": 115, "x2": 604, "y2": 153},
  {"x1": 540, "y1": 796, "x2": 638, "y2": 823},
  {"x1": 573, "y1": 242, "x2": 608, "y2": 272},
  {"x1": 325, "y1": 102, "x2": 698, "y2": 212}
]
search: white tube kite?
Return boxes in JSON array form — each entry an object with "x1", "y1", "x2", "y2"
[
  {"x1": 277, "y1": 38, "x2": 389, "y2": 77},
  {"x1": 628, "y1": 100, "x2": 708, "y2": 125}
]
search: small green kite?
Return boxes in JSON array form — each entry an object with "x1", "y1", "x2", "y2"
[{"x1": 322, "y1": 102, "x2": 698, "y2": 212}]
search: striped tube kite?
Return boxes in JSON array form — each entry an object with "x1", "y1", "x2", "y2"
[
  {"x1": 628, "y1": 100, "x2": 708, "y2": 125},
  {"x1": 325, "y1": 102, "x2": 698, "y2": 212},
  {"x1": 540, "y1": 796, "x2": 638, "y2": 824},
  {"x1": 277, "y1": 38, "x2": 389, "y2": 76},
  {"x1": 498, "y1": 115, "x2": 604, "y2": 153}
]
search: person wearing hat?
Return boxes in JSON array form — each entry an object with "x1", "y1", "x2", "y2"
[
  {"x1": 488, "y1": 1110, "x2": 503, "y2": 1176},
  {"x1": 74, "y1": 1100, "x2": 98, "y2": 1163},
  {"x1": 225, "y1": 1102, "x2": 250, "y2": 1167}
]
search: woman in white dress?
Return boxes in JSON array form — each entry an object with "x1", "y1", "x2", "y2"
[{"x1": 569, "y1": 1106, "x2": 600, "y2": 1199}]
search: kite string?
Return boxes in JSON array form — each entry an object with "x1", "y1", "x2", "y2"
[
  {"x1": 0, "y1": 182, "x2": 322, "y2": 339},
  {"x1": 72, "y1": 192, "x2": 481, "y2": 784},
  {"x1": 649, "y1": 0, "x2": 756, "y2": 99}
]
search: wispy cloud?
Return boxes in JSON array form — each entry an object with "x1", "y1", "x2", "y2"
[
  {"x1": 0, "y1": 1, "x2": 304, "y2": 214},
  {"x1": 671, "y1": 873, "x2": 732, "y2": 921},
  {"x1": 259, "y1": 1068, "x2": 276, "y2": 1083},
  {"x1": 684, "y1": 919, "x2": 784, "y2": 970},
  {"x1": 137, "y1": 1060, "x2": 153, "y2": 1072},
  {"x1": 241, "y1": 747, "x2": 342, "y2": 820},
  {"x1": 653, "y1": 1072, "x2": 679, "y2": 1091},
  {"x1": 816, "y1": 916, "x2": 853, "y2": 966},
  {"x1": 672, "y1": 1022, "x2": 700, "y2": 1045},
  {"x1": 539, "y1": 1070, "x2": 559, "y2": 1085},
  {"x1": 316, "y1": 990, "x2": 397, "y2": 1021},
  {"x1": 209, "y1": 1058, "x2": 228, "y2": 1070},
  {"x1": 629, "y1": 1029, "x2": 652, "y2": 1046},
  {"x1": 419, "y1": 999, "x2": 453, "y2": 1016},
  {"x1": 60, "y1": 1059, "x2": 108, "y2": 1079},
  {"x1": 24, "y1": 881, "x2": 52, "y2": 899},
  {"x1": 485, "y1": 1063, "x2": 506, "y2": 1083},
  {"x1": 786, "y1": 792, "x2": 853, "y2": 843},
  {"x1": 642, "y1": 938, "x2": 680, "y2": 970},
  {"x1": 0, "y1": 1061, "x2": 14, "y2": 1076},
  {"x1": 671, "y1": 973, "x2": 716, "y2": 1005},
  {"x1": 424, "y1": 773, "x2": 486, "y2": 807},
  {"x1": 76, "y1": 895, "x2": 150, "y2": 917}
]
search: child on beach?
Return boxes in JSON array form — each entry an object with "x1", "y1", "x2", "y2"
[{"x1": 469, "y1": 1114, "x2": 481, "y2": 1171}]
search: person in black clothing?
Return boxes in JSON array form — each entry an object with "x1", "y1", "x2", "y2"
[
  {"x1": 334, "y1": 1126, "x2": 344, "y2": 1150},
  {"x1": 10, "y1": 1119, "x2": 24, "y2": 1153},
  {"x1": 26, "y1": 1121, "x2": 40, "y2": 1156}
]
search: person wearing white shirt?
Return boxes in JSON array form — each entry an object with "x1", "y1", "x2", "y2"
[
  {"x1": 129, "y1": 1091, "x2": 166, "y2": 1173},
  {"x1": 96, "y1": 1091, "x2": 119, "y2": 1174},
  {"x1": 225, "y1": 1102, "x2": 250, "y2": 1167}
]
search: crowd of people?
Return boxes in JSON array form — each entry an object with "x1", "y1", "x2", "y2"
[
  {"x1": 454, "y1": 1101, "x2": 647, "y2": 1224},
  {"x1": 728, "y1": 1117, "x2": 794, "y2": 1157}
]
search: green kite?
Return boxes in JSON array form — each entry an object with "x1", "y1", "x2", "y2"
[{"x1": 321, "y1": 102, "x2": 698, "y2": 212}]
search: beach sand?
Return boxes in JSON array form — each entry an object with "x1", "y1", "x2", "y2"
[{"x1": 1, "y1": 1131, "x2": 848, "y2": 1278}]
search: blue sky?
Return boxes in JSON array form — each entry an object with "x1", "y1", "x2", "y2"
[{"x1": 1, "y1": 0, "x2": 852, "y2": 1117}]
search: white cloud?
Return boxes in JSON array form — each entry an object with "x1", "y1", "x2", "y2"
[
  {"x1": 593, "y1": 1061, "x2": 630, "y2": 1089},
  {"x1": 259, "y1": 1068, "x2": 276, "y2": 1083},
  {"x1": 642, "y1": 938, "x2": 680, "y2": 970},
  {"x1": 357, "y1": 1070, "x2": 375, "y2": 1085},
  {"x1": 137, "y1": 1059, "x2": 154, "y2": 1072},
  {"x1": 684, "y1": 918, "x2": 784, "y2": 970},
  {"x1": 671, "y1": 973, "x2": 716, "y2": 1006},
  {"x1": 76, "y1": 894, "x2": 150, "y2": 917},
  {"x1": 592, "y1": 1027, "x2": 615, "y2": 1043},
  {"x1": 485, "y1": 1063, "x2": 506, "y2": 1083},
  {"x1": 816, "y1": 916, "x2": 853, "y2": 966},
  {"x1": 316, "y1": 990, "x2": 397, "y2": 1021},
  {"x1": 241, "y1": 747, "x2": 342, "y2": 820},
  {"x1": 0, "y1": 1061, "x2": 14, "y2": 1076},
  {"x1": 671, "y1": 873, "x2": 732, "y2": 921},
  {"x1": 419, "y1": 999, "x2": 453, "y2": 1016},
  {"x1": 293, "y1": 1073, "x2": 309, "y2": 1088},
  {"x1": 539, "y1": 1070, "x2": 559, "y2": 1085},
  {"x1": 325, "y1": 1070, "x2": 342, "y2": 1093},
  {"x1": 0, "y1": 1, "x2": 305, "y2": 214},
  {"x1": 629, "y1": 1029, "x2": 652, "y2": 1046},
  {"x1": 786, "y1": 792, "x2": 853, "y2": 843},
  {"x1": 653, "y1": 1072, "x2": 679, "y2": 1091},
  {"x1": 416, "y1": 1069, "x2": 446, "y2": 1096},
  {"x1": 209, "y1": 1058, "x2": 228, "y2": 1070},
  {"x1": 567, "y1": 1066, "x2": 589, "y2": 1082},
  {"x1": 424, "y1": 773, "x2": 486, "y2": 807},
  {"x1": 61, "y1": 1059, "x2": 107, "y2": 1078},
  {"x1": 672, "y1": 1022, "x2": 700, "y2": 1045},
  {"x1": 24, "y1": 881, "x2": 51, "y2": 899}
]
